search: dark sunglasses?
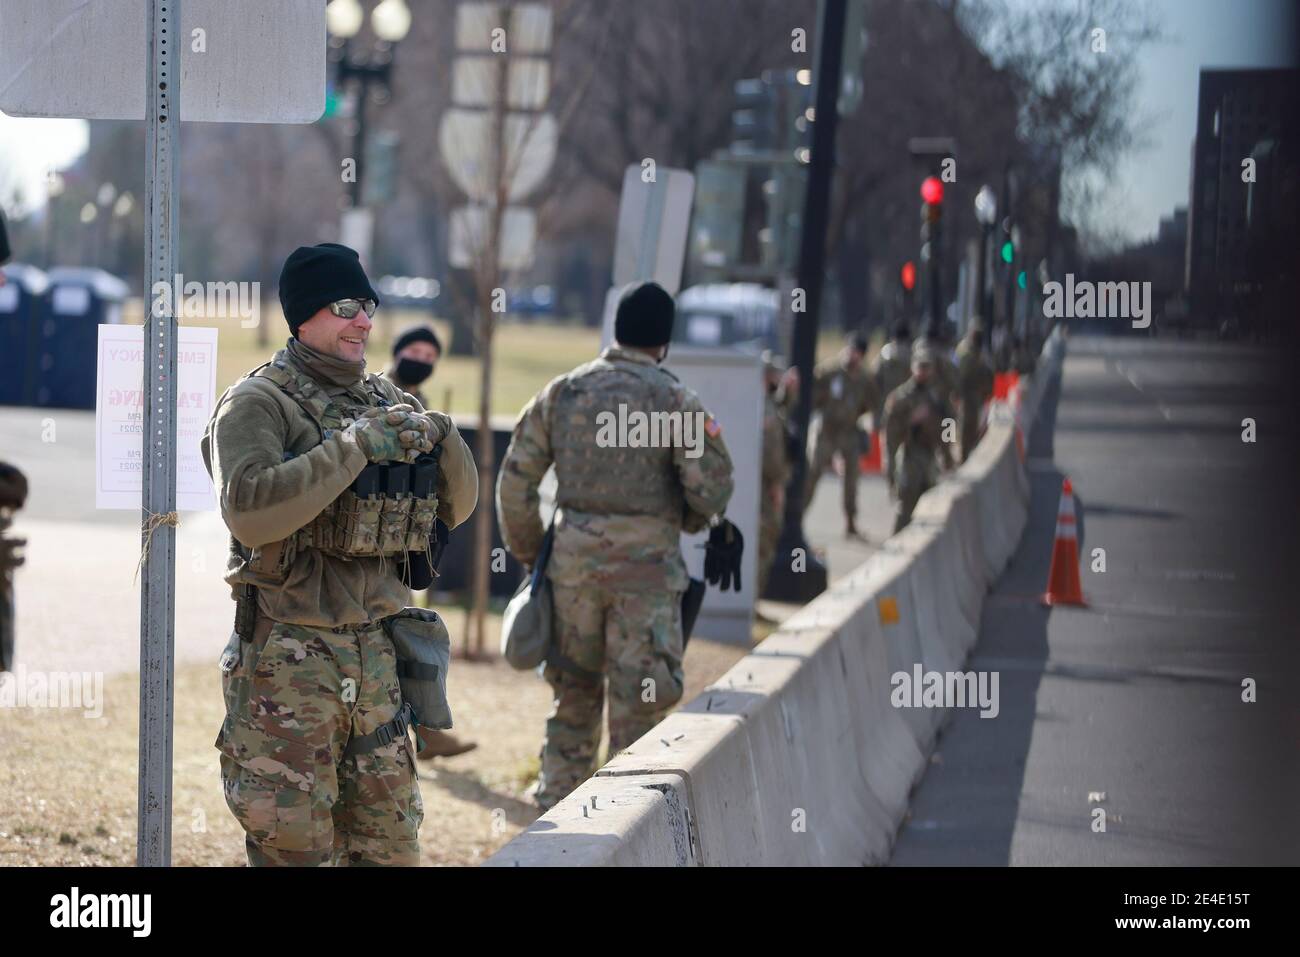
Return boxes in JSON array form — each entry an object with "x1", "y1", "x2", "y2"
[{"x1": 328, "y1": 298, "x2": 377, "y2": 319}]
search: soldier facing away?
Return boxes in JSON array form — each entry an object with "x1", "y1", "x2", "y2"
[
  {"x1": 882, "y1": 340, "x2": 955, "y2": 534},
  {"x1": 803, "y1": 334, "x2": 879, "y2": 539},
  {"x1": 955, "y1": 324, "x2": 996, "y2": 463},
  {"x1": 496, "y1": 281, "x2": 736, "y2": 812},
  {"x1": 381, "y1": 323, "x2": 477, "y2": 761},
  {"x1": 202, "y1": 243, "x2": 478, "y2": 866}
]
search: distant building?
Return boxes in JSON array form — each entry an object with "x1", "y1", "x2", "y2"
[{"x1": 1186, "y1": 68, "x2": 1299, "y2": 338}]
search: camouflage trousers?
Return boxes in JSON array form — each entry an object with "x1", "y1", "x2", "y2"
[
  {"x1": 757, "y1": 492, "x2": 783, "y2": 594},
  {"x1": 891, "y1": 449, "x2": 939, "y2": 534},
  {"x1": 535, "y1": 583, "x2": 685, "y2": 811},
  {"x1": 959, "y1": 397, "x2": 985, "y2": 464},
  {"x1": 216, "y1": 612, "x2": 423, "y2": 867},
  {"x1": 805, "y1": 421, "x2": 862, "y2": 520}
]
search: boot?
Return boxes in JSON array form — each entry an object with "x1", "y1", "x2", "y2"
[
  {"x1": 416, "y1": 727, "x2": 478, "y2": 760},
  {"x1": 845, "y1": 515, "x2": 866, "y2": 541}
]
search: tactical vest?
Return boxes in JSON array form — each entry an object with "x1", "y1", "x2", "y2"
[
  {"x1": 550, "y1": 359, "x2": 685, "y2": 518},
  {"x1": 251, "y1": 358, "x2": 439, "y2": 562}
]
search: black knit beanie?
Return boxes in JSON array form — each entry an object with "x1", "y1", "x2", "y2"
[
  {"x1": 613, "y1": 281, "x2": 675, "y2": 348},
  {"x1": 278, "y1": 243, "x2": 379, "y2": 336},
  {"x1": 393, "y1": 324, "x2": 442, "y2": 357}
]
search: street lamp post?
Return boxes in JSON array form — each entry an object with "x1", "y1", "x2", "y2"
[
  {"x1": 974, "y1": 184, "x2": 996, "y2": 324},
  {"x1": 326, "y1": 0, "x2": 411, "y2": 209}
]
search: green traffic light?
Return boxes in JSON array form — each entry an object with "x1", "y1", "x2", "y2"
[
  {"x1": 1001, "y1": 241, "x2": 1014, "y2": 264},
  {"x1": 1017, "y1": 270, "x2": 1027, "y2": 289}
]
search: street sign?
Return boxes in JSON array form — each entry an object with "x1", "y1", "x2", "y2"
[
  {"x1": 0, "y1": 0, "x2": 324, "y2": 122},
  {"x1": 449, "y1": 204, "x2": 537, "y2": 271},
  {"x1": 439, "y1": 109, "x2": 558, "y2": 203},
  {"x1": 0, "y1": 0, "x2": 326, "y2": 867},
  {"x1": 612, "y1": 165, "x2": 695, "y2": 294}
]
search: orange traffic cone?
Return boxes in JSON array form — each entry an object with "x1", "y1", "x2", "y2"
[
  {"x1": 859, "y1": 430, "x2": 882, "y2": 475},
  {"x1": 1041, "y1": 477, "x2": 1086, "y2": 606}
]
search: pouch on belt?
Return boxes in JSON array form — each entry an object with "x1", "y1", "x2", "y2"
[{"x1": 384, "y1": 607, "x2": 454, "y2": 731}]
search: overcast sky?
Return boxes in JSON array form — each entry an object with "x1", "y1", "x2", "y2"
[{"x1": 1085, "y1": 0, "x2": 1297, "y2": 242}]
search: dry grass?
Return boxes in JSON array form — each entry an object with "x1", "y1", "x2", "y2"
[{"x1": 0, "y1": 626, "x2": 752, "y2": 867}]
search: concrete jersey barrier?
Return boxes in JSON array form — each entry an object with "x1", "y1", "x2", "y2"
[{"x1": 487, "y1": 328, "x2": 1066, "y2": 867}]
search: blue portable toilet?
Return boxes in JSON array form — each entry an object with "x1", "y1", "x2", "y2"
[
  {"x1": 0, "y1": 264, "x2": 50, "y2": 406},
  {"x1": 35, "y1": 268, "x2": 130, "y2": 409}
]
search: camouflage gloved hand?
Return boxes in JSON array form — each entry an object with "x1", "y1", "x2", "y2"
[
  {"x1": 356, "y1": 404, "x2": 437, "y2": 462},
  {"x1": 703, "y1": 519, "x2": 744, "y2": 593},
  {"x1": 347, "y1": 408, "x2": 424, "y2": 463}
]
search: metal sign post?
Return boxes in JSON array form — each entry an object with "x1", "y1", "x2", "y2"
[
  {"x1": 2, "y1": 0, "x2": 324, "y2": 867},
  {"x1": 137, "y1": 0, "x2": 180, "y2": 868}
]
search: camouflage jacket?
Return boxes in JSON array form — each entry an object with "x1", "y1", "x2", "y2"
[
  {"x1": 955, "y1": 339, "x2": 995, "y2": 408},
  {"x1": 883, "y1": 377, "x2": 955, "y2": 480},
  {"x1": 811, "y1": 356, "x2": 878, "y2": 434},
  {"x1": 871, "y1": 340, "x2": 912, "y2": 420},
  {"x1": 202, "y1": 338, "x2": 478, "y2": 628},
  {"x1": 762, "y1": 389, "x2": 792, "y2": 492},
  {"x1": 496, "y1": 346, "x2": 734, "y2": 593}
]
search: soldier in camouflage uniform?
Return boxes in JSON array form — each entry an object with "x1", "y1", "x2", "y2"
[
  {"x1": 804, "y1": 335, "x2": 878, "y2": 538},
  {"x1": 383, "y1": 324, "x2": 441, "y2": 409},
  {"x1": 758, "y1": 352, "x2": 797, "y2": 597},
  {"x1": 202, "y1": 244, "x2": 478, "y2": 866},
  {"x1": 497, "y1": 282, "x2": 735, "y2": 812},
  {"x1": 870, "y1": 322, "x2": 912, "y2": 427},
  {"x1": 954, "y1": 324, "x2": 995, "y2": 463},
  {"x1": 882, "y1": 341, "x2": 955, "y2": 534},
  {"x1": 380, "y1": 325, "x2": 477, "y2": 761},
  {"x1": 922, "y1": 324, "x2": 960, "y2": 408}
]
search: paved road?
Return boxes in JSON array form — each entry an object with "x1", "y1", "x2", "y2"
[{"x1": 891, "y1": 334, "x2": 1300, "y2": 865}]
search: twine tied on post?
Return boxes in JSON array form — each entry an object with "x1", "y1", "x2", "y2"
[{"x1": 135, "y1": 510, "x2": 180, "y2": 584}]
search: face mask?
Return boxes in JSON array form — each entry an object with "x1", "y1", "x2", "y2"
[{"x1": 396, "y1": 357, "x2": 434, "y2": 386}]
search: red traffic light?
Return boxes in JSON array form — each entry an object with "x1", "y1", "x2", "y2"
[
  {"x1": 920, "y1": 176, "x2": 944, "y2": 205},
  {"x1": 900, "y1": 261, "x2": 917, "y2": 291}
]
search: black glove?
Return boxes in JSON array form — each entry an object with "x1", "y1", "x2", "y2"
[{"x1": 703, "y1": 519, "x2": 744, "y2": 592}]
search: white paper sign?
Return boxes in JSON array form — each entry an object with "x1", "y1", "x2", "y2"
[{"x1": 96, "y1": 325, "x2": 218, "y2": 511}]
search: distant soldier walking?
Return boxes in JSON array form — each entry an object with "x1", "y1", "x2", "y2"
[
  {"x1": 954, "y1": 324, "x2": 995, "y2": 462},
  {"x1": 804, "y1": 335, "x2": 878, "y2": 538},
  {"x1": 871, "y1": 322, "x2": 912, "y2": 426},
  {"x1": 497, "y1": 281, "x2": 736, "y2": 812},
  {"x1": 882, "y1": 341, "x2": 955, "y2": 533}
]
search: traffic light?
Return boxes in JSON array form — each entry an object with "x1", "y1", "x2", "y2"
[
  {"x1": 1001, "y1": 240, "x2": 1014, "y2": 264},
  {"x1": 920, "y1": 176, "x2": 944, "y2": 206},
  {"x1": 731, "y1": 78, "x2": 777, "y2": 153},
  {"x1": 363, "y1": 131, "x2": 400, "y2": 206},
  {"x1": 900, "y1": 261, "x2": 917, "y2": 292},
  {"x1": 1017, "y1": 270, "x2": 1027, "y2": 290}
]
